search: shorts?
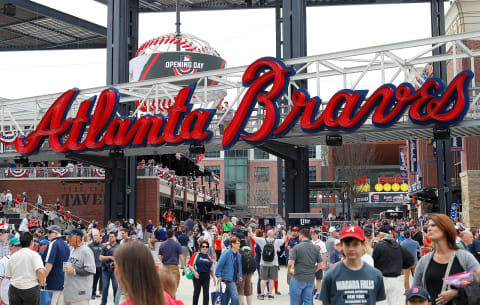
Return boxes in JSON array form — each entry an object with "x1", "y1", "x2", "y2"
[
  {"x1": 315, "y1": 269, "x2": 323, "y2": 280},
  {"x1": 236, "y1": 273, "x2": 253, "y2": 296},
  {"x1": 260, "y1": 265, "x2": 278, "y2": 280}
]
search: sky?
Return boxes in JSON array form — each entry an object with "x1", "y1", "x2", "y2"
[{"x1": 0, "y1": 0, "x2": 450, "y2": 99}]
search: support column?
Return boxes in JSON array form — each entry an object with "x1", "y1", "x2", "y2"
[
  {"x1": 431, "y1": 0, "x2": 447, "y2": 84},
  {"x1": 260, "y1": 141, "x2": 309, "y2": 227},
  {"x1": 436, "y1": 139, "x2": 452, "y2": 214},
  {"x1": 106, "y1": 0, "x2": 139, "y2": 224}
]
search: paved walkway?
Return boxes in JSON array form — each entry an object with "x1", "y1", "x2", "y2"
[{"x1": 89, "y1": 246, "x2": 407, "y2": 305}]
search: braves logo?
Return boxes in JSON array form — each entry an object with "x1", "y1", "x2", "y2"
[{"x1": 346, "y1": 226, "x2": 355, "y2": 233}]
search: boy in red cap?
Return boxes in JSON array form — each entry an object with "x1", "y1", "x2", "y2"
[{"x1": 319, "y1": 225, "x2": 386, "y2": 305}]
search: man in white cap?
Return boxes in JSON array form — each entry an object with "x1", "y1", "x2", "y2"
[{"x1": 325, "y1": 226, "x2": 339, "y2": 269}]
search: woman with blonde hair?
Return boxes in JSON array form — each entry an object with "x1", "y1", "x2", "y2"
[{"x1": 114, "y1": 241, "x2": 183, "y2": 305}]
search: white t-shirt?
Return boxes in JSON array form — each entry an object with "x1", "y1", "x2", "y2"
[
  {"x1": 362, "y1": 253, "x2": 374, "y2": 266},
  {"x1": 136, "y1": 224, "x2": 143, "y2": 239},
  {"x1": 199, "y1": 231, "x2": 212, "y2": 248},
  {"x1": 19, "y1": 219, "x2": 28, "y2": 233},
  {"x1": 0, "y1": 255, "x2": 10, "y2": 304},
  {"x1": 312, "y1": 239, "x2": 327, "y2": 254},
  {"x1": 6, "y1": 248, "x2": 44, "y2": 289}
]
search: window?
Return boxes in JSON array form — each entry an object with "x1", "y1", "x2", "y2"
[
  {"x1": 205, "y1": 165, "x2": 221, "y2": 178},
  {"x1": 254, "y1": 167, "x2": 270, "y2": 183},
  {"x1": 308, "y1": 146, "x2": 316, "y2": 159},
  {"x1": 205, "y1": 151, "x2": 220, "y2": 158},
  {"x1": 309, "y1": 166, "x2": 317, "y2": 181},
  {"x1": 225, "y1": 149, "x2": 248, "y2": 158},
  {"x1": 254, "y1": 148, "x2": 269, "y2": 160},
  {"x1": 254, "y1": 190, "x2": 270, "y2": 206},
  {"x1": 224, "y1": 150, "x2": 248, "y2": 206}
]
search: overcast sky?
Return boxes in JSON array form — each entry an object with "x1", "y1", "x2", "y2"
[{"x1": 0, "y1": 0, "x2": 450, "y2": 99}]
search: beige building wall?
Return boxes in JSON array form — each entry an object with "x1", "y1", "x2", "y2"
[{"x1": 460, "y1": 170, "x2": 480, "y2": 228}]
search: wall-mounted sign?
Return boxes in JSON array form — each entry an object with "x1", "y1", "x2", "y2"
[
  {"x1": 399, "y1": 146, "x2": 408, "y2": 179},
  {"x1": 408, "y1": 180, "x2": 423, "y2": 194},
  {"x1": 374, "y1": 175, "x2": 408, "y2": 192},
  {"x1": 371, "y1": 192, "x2": 407, "y2": 203},
  {"x1": 408, "y1": 139, "x2": 418, "y2": 174},
  {"x1": 9, "y1": 57, "x2": 474, "y2": 155}
]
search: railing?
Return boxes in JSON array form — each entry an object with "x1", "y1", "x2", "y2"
[
  {"x1": 2, "y1": 31, "x2": 480, "y2": 153},
  {"x1": 0, "y1": 166, "x2": 104, "y2": 179}
]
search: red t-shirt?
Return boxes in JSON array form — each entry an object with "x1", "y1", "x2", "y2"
[
  {"x1": 165, "y1": 214, "x2": 174, "y2": 223},
  {"x1": 120, "y1": 291, "x2": 184, "y2": 305},
  {"x1": 215, "y1": 239, "x2": 222, "y2": 251}
]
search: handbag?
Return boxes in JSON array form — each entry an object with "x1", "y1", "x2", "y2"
[
  {"x1": 211, "y1": 282, "x2": 227, "y2": 305},
  {"x1": 185, "y1": 252, "x2": 201, "y2": 280},
  {"x1": 40, "y1": 289, "x2": 52, "y2": 305}
]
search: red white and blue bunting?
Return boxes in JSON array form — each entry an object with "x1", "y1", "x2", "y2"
[
  {"x1": 94, "y1": 168, "x2": 105, "y2": 178},
  {"x1": 8, "y1": 168, "x2": 29, "y2": 178},
  {"x1": 51, "y1": 168, "x2": 69, "y2": 177},
  {"x1": 0, "y1": 131, "x2": 19, "y2": 145}
]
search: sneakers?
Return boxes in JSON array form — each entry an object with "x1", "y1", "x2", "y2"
[
  {"x1": 91, "y1": 296, "x2": 96, "y2": 300},
  {"x1": 275, "y1": 292, "x2": 281, "y2": 295},
  {"x1": 257, "y1": 295, "x2": 265, "y2": 300},
  {"x1": 267, "y1": 295, "x2": 274, "y2": 300}
]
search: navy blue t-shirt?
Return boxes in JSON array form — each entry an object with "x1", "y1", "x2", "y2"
[
  {"x1": 329, "y1": 249, "x2": 342, "y2": 264},
  {"x1": 101, "y1": 243, "x2": 118, "y2": 271},
  {"x1": 184, "y1": 220, "x2": 194, "y2": 233},
  {"x1": 158, "y1": 239, "x2": 182, "y2": 265},
  {"x1": 233, "y1": 252, "x2": 239, "y2": 281},
  {"x1": 288, "y1": 237, "x2": 299, "y2": 248},
  {"x1": 178, "y1": 233, "x2": 189, "y2": 247},
  {"x1": 45, "y1": 237, "x2": 70, "y2": 290},
  {"x1": 154, "y1": 228, "x2": 166, "y2": 241},
  {"x1": 193, "y1": 252, "x2": 213, "y2": 273},
  {"x1": 146, "y1": 224, "x2": 154, "y2": 233}
]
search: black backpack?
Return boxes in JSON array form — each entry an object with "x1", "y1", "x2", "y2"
[
  {"x1": 241, "y1": 248, "x2": 257, "y2": 274},
  {"x1": 262, "y1": 238, "x2": 275, "y2": 262}
]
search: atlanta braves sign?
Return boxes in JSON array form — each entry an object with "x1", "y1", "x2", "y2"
[{"x1": 11, "y1": 57, "x2": 473, "y2": 155}]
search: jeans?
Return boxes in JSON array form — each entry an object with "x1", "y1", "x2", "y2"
[
  {"x1": 289, "y1": 277, "x2": 314, "y2": 305},
  {"x1": 224, "y1": 281, "x2": 239, "y2": 305},
  {"x1": 101, "y1": 270, "x2": 118, "y2": 305},
  {"x1": 92, "y1": 267, "x2": 102, "y2": 296},
  {"x1": 256, "y1": 261, "x2": 261, "y2": 295}
]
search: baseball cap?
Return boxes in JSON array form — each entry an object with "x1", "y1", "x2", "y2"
[
  {"x1": 334, "y1": 239, "x2": 341, "y2": 245},
  {"x1": 9, "y1": 237, "x2": 20, "y2": 246},
  {"x1": 47, "y1": 225, "x2": 62, "y2": 234},
  {"x1": 340, "y1": 225, "x2": 365, "y2": 241},
  {"x1": 364, "y1": 227, "x2": 372, "y2": 236},
  {"x1": 312, "y1": 229, "x2": 320, "y2": 234},
  {"x1": 66, "y1": 228, "x2": 84, "y2": 238},
  {"x1": 292, "y1": 226, "x2": 299, "y2": 231},
  {"x1": 40, "y1": 240, "x2": 50, "y2": 246},
  {"x1": 329, "y1": 227, "x2": 337, "y2": 233},
  {"x1": 404, "y1": 231, "x2": 411, "y2": 238},
  {"x1": 379, "y1": 226, "x2": 391, "y2": 234},
  {"x1": 406, "y1": 286, "x2": 431, "y2": 302}
]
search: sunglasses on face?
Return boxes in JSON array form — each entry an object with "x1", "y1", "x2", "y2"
[
  {"x1": 201, "y1": 246, "x2": 209, "y2": 248},
  {"x1": 47, "y1": 230, "x2": 56, "y2": 234}
]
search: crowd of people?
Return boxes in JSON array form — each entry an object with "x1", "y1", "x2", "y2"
[{"x1": 1, "y1": 204, "x2": 480, "y2": 305}]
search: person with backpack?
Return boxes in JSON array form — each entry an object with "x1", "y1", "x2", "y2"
[
  {"x1": 238, "y1": 243, "x2": 256, "y2": 305},
  {"x1": 188, "y1": 240, "x2": 216, "y2": 305},
  {"x1": 248, "y1": 226, "x2": 286, "y2": 300}
]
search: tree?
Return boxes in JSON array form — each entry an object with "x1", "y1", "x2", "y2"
[{"x1": 330, "y1": 144, "x2": 377, "y2": 221}]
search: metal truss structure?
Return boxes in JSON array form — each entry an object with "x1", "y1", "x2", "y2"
[
  {"x1": 0, "y1": 0, "x2": 107, "y2": 51},
  {"x1": 2, "y1": 31, "x2": 480, "y2": 159},
  {"x1": 94, "y1": 0, "x2": 434, "y2": 13}
]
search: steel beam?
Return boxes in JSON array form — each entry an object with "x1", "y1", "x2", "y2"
[
  {"x1": 104, "y1": 0, "x2": 139, "y2": 225},
  {"x1": 436, "y1": 139, "x2": 452, "y2": 215}
]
